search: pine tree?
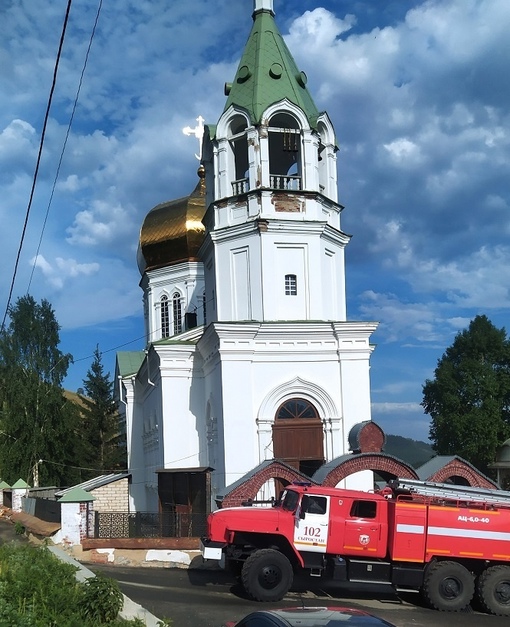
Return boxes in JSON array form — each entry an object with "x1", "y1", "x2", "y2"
[
  {"x1": 80, "y1": 347, "x2": 125, "y2": 478},
  {"x1": 0, "y1": 296, "x2": 82, "y2": 486}
]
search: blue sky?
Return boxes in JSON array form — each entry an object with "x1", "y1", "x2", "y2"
[{"x1": 1, "y1": 0, "x2": 509, "y2": 443}]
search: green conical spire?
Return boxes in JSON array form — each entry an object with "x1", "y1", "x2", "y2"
[{"x1": 223, "y1": 2, "x2": 320, "y2": 127}]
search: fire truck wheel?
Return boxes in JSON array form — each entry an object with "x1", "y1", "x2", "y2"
[
  {"x1": 241, "y1": 548, "x2": 293, "y2": 602},
  {"x1": 477, "y1": 565, "x2": 510, "y2": 616},
  {"x1": 422, "y1": 561, "x2": 474, "y2": 612}
]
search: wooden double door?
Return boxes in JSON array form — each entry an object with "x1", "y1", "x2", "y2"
[{"x1": 272, "y1": 398, "x2": 324, "y2": 478}]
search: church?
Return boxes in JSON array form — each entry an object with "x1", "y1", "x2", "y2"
[{"x1": 116, "y1": 0, "x2": 378, "y2": 517}]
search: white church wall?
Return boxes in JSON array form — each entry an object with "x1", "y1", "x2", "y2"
[
  {"x1": 273, "y1": 243, "x2": 308, "y2": 320},
  {"x1": 127, "y1": 351, "x2": 172, "y2": 513},
  {"x1": 320, "y1": 237, "x2": 347, "y2": 321},
  {"x1": 200, "y1": 346, "x2": 226, "y2": 501},
  {"x1": 209, "y1": 223, "x2": 264, "y2": 322},
  {"x1": 203, "y1": 321, "x2": 377, "y2": 495},
  {"x1": 127, "y1": 371, "x2": 154, "y2": 512},
  {"x1": 158, "y1": 346, "x2": 205, "y2": 471},
  {"x1": 210, "y1": 224, "x2": 348, "y2": 325}
]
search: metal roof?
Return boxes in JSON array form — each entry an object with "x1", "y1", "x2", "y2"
[
  {"x1": 55, "y1": 472, "x2": 130, "y2": 497},
  {"x1": 223, "y1": 6, "x2": 320, "y2": 127},
  {"x1": 116, "y1": 351, "x2": 145, "y2": 377},
  {"x1": 137, "y1": 167, "x2": 206, "y2": 274}
]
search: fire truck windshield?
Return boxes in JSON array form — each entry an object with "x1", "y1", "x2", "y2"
[{"x1": 281, "y1": 489, "x2": 300, "y2": 512}]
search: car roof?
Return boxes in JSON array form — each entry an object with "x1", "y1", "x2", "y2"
[{"x1": 232, "y1": 606, "x2": 396, "y2": 626}]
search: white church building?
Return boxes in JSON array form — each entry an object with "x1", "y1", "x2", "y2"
[{"x1": 116, "y1": 0, "x2": 378, "y2": 517}]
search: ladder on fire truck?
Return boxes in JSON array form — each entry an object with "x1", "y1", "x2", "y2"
[{"x1": 390, "y1": 478, "x2": 510, "y2": 507}]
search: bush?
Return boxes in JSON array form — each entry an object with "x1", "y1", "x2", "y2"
[
  {"x1": 0, "y1": 543, "x2": 145, "y2": 626},
  {"x1": 79, "y1": 575, "x2": 124, "y2": 623}
]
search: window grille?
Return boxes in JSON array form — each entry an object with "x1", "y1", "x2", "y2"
[
  {"x1": 173, "y1": 292, "x2": 183, "y2": 334},
  {"x1": 285, "y1": 274, "x2": 297, "y2": 296},
  {"x1": 161, "y1": 295, "x2": 170, "y2": 338}
]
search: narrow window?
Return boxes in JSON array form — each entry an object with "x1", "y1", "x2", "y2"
[
  {"x1": 285, "y1": 274, "x2": 297, "y2": 296},
  {"x1": 229, "y1": 117, "x2": 249, "y2": 195},
  {"x1": 161, "y1": 295, "x2": 170, "y2": 338},
  {"x1": 202, "y1": 291, "x2": 207, "y2": 326},
  {"x1": 173, "y1": 292, "x2": 183, "y2": 334}
]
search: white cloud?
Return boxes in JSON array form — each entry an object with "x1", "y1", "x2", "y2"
[
  {"x1": 2, "y1": 0, "x2": 510, "y2": 402},
  {"x1": 31, "y1": 254, "x2": 100, "y2": 290},
  {"x1": 0, "y1": 119, "x2": 37, "y2": 175},
  {"x1": 383, "y1": 137, "x2": 424, "y2": 166},
  {"x1": 371, "y1": 402, "x2": 430, "y2": 441},
  {"x1": 372, "y1": 401, "x2": 422, "y2": 414},
  {"x1": 66, "y1": 198, "x2": 135, "y2": 246}
]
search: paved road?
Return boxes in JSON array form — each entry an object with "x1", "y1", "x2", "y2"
[
  {"x1": 0, "y1": 520, "x2": 507, "y2": 627},
  {"x1": 90, "y1": 563, "x2": 510, "y2": 627}
]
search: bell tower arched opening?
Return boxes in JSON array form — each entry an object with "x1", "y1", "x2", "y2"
[
  {"x1": 268, "y1": 112, "x2": 302, "y2": 190},
  {"x1": 229, "y1": 115, "x2": 249, "y2": 195}
]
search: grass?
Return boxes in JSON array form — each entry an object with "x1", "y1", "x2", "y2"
[{"x1": 0, "y1": 542, "x2": 153, "y2": 626}]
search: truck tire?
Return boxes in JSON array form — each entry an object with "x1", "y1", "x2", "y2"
[
  {"x1": 477, "y1": 565, "x2": 510, "y2": 616},
  {"x1": 422, "y1": 561, "x2": 474, "y2": 612},
  {"x1": 241, "y1": 548, "x2": 293, "y2": 602}
]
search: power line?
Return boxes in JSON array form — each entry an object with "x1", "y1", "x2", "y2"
[
  {"x1": 1, "y1": 0, "x2": 74, "y2": 332},
  {"x1": 28, "y1": 0, "x2": 104, "y2": 293}
]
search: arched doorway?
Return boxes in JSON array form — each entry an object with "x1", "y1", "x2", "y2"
[{"x1": 272, "y1": 398, "x2": 324, "y2": 478}]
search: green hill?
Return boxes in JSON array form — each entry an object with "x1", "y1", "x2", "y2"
[{"x1": 384, "y1": 434, "x2": 435, "y2": 468}]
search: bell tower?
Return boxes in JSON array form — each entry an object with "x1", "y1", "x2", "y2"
[
  {"x1": 197, "y1": 0, "x2": 377, "y2": 495},
  {"x1": 201, "y1": 0, "x2": 346, "y2": 325}
]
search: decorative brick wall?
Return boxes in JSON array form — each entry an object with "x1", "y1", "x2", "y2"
[
  {"x1": 90, "y1": 478, "x2": 129, "y2": 512},
  {"x1": 426, "y1": 459, "x2": 496, "y2": 488},
  {"x1": 217, "y1": 454, "x2": 496, "y2": 507},
  {"x1": 357, "y1": 422, "x2": 386, "y2": 453},
  {"x1": 220, "y1": 455, "x2": 418, "y2": 506},
  {"x1": 222, "y1": 462, "x2": 314, "y2": 508},
  {"x1": 319, "y1": 453, "x2": 418, "y2": 488}
]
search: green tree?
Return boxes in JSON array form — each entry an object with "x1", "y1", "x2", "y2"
[
  {"x1": 80, "y1": 346, "x2": 126, "y2": 478},
  {"x1": 0, "y1": 295, "x2": 82, "y2": 486},
  {"x1": 422, "y1": 315, "x2": 510, "y2": 473}
]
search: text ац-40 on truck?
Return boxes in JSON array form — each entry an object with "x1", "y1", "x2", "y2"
[{"x1": 200, "y1": 479, "x2": 510, "y2": 616}]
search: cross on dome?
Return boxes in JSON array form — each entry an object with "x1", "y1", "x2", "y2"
[{"x1": 182, "y1": 116, "x2": 205, "y2": 160}]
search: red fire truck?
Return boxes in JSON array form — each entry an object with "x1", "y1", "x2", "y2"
[{"x1": 200, "y1": 479, "x2": 510, "y2": 615}]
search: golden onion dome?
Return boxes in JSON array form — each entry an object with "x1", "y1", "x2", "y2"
[{"x1": 137, "y1": 166, "x2": 206, "y2": 274}]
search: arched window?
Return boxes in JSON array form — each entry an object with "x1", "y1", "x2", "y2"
[
  {"x1": 173, "y1": 292, "x2": 183, "y2": 334},
  {"x1": 229, "y1": 116, "x2": 249, "y2": 195},
  {"x1": 276, "y1": 399, "x2": 319, "y2": 420},
  {"x1": 161, "y1": 295, "x2": 170, "y2": 338},
  {"x1": 268, "y1": 113, "x2": 302, "y2": 191}
]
